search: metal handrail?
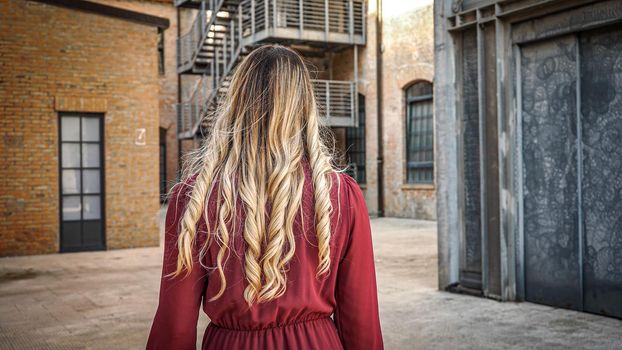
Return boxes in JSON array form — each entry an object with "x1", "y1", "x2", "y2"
[
  {"x1": 240, "y1": 0, "x2": 365, "y2": 42},
  {"x1": 312, "y1": 79, "x2": 356, "y2": 127},
  {"x1": 178, "y1": 78, "x2": 357, "y2": 136},
  {"x1": 177, "y1": 0, "x2": 364, "y2": 138},
  {"x1": 177, "y1": 0, "x2": 226, "y2": 72}
]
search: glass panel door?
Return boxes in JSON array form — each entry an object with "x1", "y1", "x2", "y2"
[{"x1": 59, "y1": 114, "x2": 105, "y2": 252}]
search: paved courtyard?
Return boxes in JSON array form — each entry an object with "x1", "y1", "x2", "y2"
[{"x1": 1, "y1": 216, "x2": 621, "y2": 349}]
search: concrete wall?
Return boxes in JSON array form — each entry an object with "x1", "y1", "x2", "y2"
[{"x1": 0, "y1": 0, "x2": 162, "y2": 255}]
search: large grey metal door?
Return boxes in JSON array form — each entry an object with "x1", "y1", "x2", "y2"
[
  {"x1": 520, "y1": 26, "x2": 622, "y2": 318},
  {"x1": 579, "y1": 27, "x2": 622, "y2": 318}
]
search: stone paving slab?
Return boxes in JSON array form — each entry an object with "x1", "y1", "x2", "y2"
[{"x1": 1, "y1": 217, "x2": 621, "y2": 349}]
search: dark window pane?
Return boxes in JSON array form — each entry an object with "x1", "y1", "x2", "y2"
[
  {"x1": 82, "y1": 221, "x2": 103, "y2": 247},
  {"x1": 405, "y1": 82, "x2": 434, "y2": 184},
  {"x1": 62, "y1": 222, "x2": 82, "y2": 249}
]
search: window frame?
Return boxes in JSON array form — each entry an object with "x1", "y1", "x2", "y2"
[
  {"x1": 58, "y1": 112, "x2": 106, "y2": 252},
  {"x1": 404, "y1": 81, "x2": 434, "y2": 185}
]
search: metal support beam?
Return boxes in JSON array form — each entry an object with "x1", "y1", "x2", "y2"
[
  {"x1": 324, "y1": 0, "x2": 329, "y2": 41},
  {"x1": 354, "y1": 44, "x2": 359, "y2": 127},
  {"x1": 299, "y1": 0, "x2": 304, "y2": 34},
  {"x1": 349, "y1": 0, "x2": 354, "y2": 42},
  {"x1": 265, "y1": 0, "x2": 269, "y2": 30},
  {"x1": 251, "y1": 0, "x2": 256, "y2": 40},
  {"x1": 273, "y1": 0, "x2": 277, "y2": 28}
]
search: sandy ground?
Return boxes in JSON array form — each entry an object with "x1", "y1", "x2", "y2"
[{"x1": 1, "y1": 215, "x2": 621, "y2": 349}]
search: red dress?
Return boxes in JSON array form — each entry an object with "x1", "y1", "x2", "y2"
[{"x1": 146, "y1": 162, "x2": 384, "y2": 349}]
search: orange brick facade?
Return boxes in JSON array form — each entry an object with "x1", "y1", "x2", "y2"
[
  {"x1": 92, "y1": 0, "x2": 180, "y2": 196},
  {"x1": 0, "y1": 0, "x2": 167, "y2": 255}
]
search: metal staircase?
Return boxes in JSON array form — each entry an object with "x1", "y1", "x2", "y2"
[{"x1": 176, "y1": 0, "x2": 366, "y2": 139}]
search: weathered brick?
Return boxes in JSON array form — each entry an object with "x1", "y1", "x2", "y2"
[{"x1": 0, "y1": 0, "x2": 179, "y2": 256}]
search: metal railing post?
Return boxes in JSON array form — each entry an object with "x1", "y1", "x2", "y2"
[
  {"x1": 272, "y1": 0, "x2": 277, "y2": 28},
  {"x1": 251, "y1": 0, "x2": 256, "y2": 40},
  {"x1": 353, "y1": 44, "x2": 358, "y2": 126},
  {"x1": 223, "y1": 36, "x2": 228, "y2": 69},
  {"x1": 211, "y1": 60, "x2": 215, "y2": 89},
  {"x1": 348, "y1": 0, "x2": 354, "y2": 42},
  {"x1": 324, "y1": 0, "x2": 329, "y2": 40},
  {"x1": 238, "y1": 5, "x2": 243, "y2": 46},
  {"x1": 298, "y1": 0, "x2": 303, "y2": 33},
  {"x1": 265, "y1": 0, "x2": 269, "y2": 30},
  {"x1": 215, "y1": 46, "x2": 220, "y2": 85},
  {"x1": 362, "y1": 0, "x2": 366, "y2": 41},
  {"x1": 201, "y1": 1, "x2": 207, "y2": 37},
  {"x1": 230, "y1": 21, "x2": 234, "y2": 60},
  {"x1": 176, "y1": 39, "x2": 180, "y2": 68},
  {"x1": 325, "y1": 80, "x2": 330, "y2": 123}
]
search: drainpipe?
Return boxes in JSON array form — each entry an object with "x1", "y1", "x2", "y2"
[
  {"x1": 375, "y1": 0, "x2": 384, "y2": 217},
  {"x1": 176, "y1": 6, "x2": 183, "y2": 181}
]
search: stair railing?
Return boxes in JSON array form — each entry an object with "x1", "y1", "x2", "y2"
[
  {"x1": 179, "y1": 0, "x2": 364, "y2": 138},
  {"x1": 177, "y1": 0, "x2": 228, "y2": 72}
]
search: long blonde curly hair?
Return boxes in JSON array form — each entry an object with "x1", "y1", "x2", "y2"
[{"x1": 172, "y1": 45, "x2": 339, "y2": 306}]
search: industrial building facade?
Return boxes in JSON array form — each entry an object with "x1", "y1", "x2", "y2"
[
  {"x1": 435, "y1": 0, "x2": 622, "y2": 318},
  {"x1": 0, "y1": 0, "x2": 178, "y2": 256},
  {"x1": 0, "y1": 0, "x2": 435, "y2": 256},
  {"x1": 174, "y1": 0, "x2": 436, "y2": 219}
]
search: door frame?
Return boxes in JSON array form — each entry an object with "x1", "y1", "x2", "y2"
[
  {"x1": 443, "y1": 0, "x2": 622, "y2": 302},
  {"x1": 58, "y1": 112, "x2": 106, "y2": 253}
]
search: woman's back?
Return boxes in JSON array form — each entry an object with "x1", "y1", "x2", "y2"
[
  {"x1": 148, "y1": 164, "x2": 383, "y2": 349},
  {"x1": 146, "y1": 45, "x2": 383, "y2": 349}
]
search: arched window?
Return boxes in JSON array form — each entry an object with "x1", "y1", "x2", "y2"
[{"x1": 405, "y1": 81, "x2": 434, "y2": 184}]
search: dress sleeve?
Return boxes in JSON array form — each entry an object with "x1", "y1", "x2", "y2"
[
  {"x1": 334, "y1": 175, "x2": 384, "y2": 350},
  {"x1": 146, "y1": 182, "x2": 207, "y2": 350}
]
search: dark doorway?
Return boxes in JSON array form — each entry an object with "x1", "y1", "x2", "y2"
[
  {"x1": 345, "y1": 94, "x2": 366, "y2": 184},
  {"x1": 59, "y1": 113, "x2": 105, "y2": 252}
]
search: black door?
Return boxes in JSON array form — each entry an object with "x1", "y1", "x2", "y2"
[
  {"x1": 59, "y1": 113, "x2": 105, "y2": 252},
  {"x1": 520, "y1": 26, "x2": 622, "y2": 318}
]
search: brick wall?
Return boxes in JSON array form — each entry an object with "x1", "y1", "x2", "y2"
[
  {"x1": 0, "y1": 0, "x2": 161, "y2": 255},
  {"x1": 380, "y1": 4, "x2": 435, "y2": 219},
  {"x1": 332, "y1": 0, "x2": 381, "y2": 216},
  {"x1": 332, "y1": 1, "x2": 435, "y2": 219},
  {"x1": 93, "y1": 0, "x2": 180, "y2": 195}
]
